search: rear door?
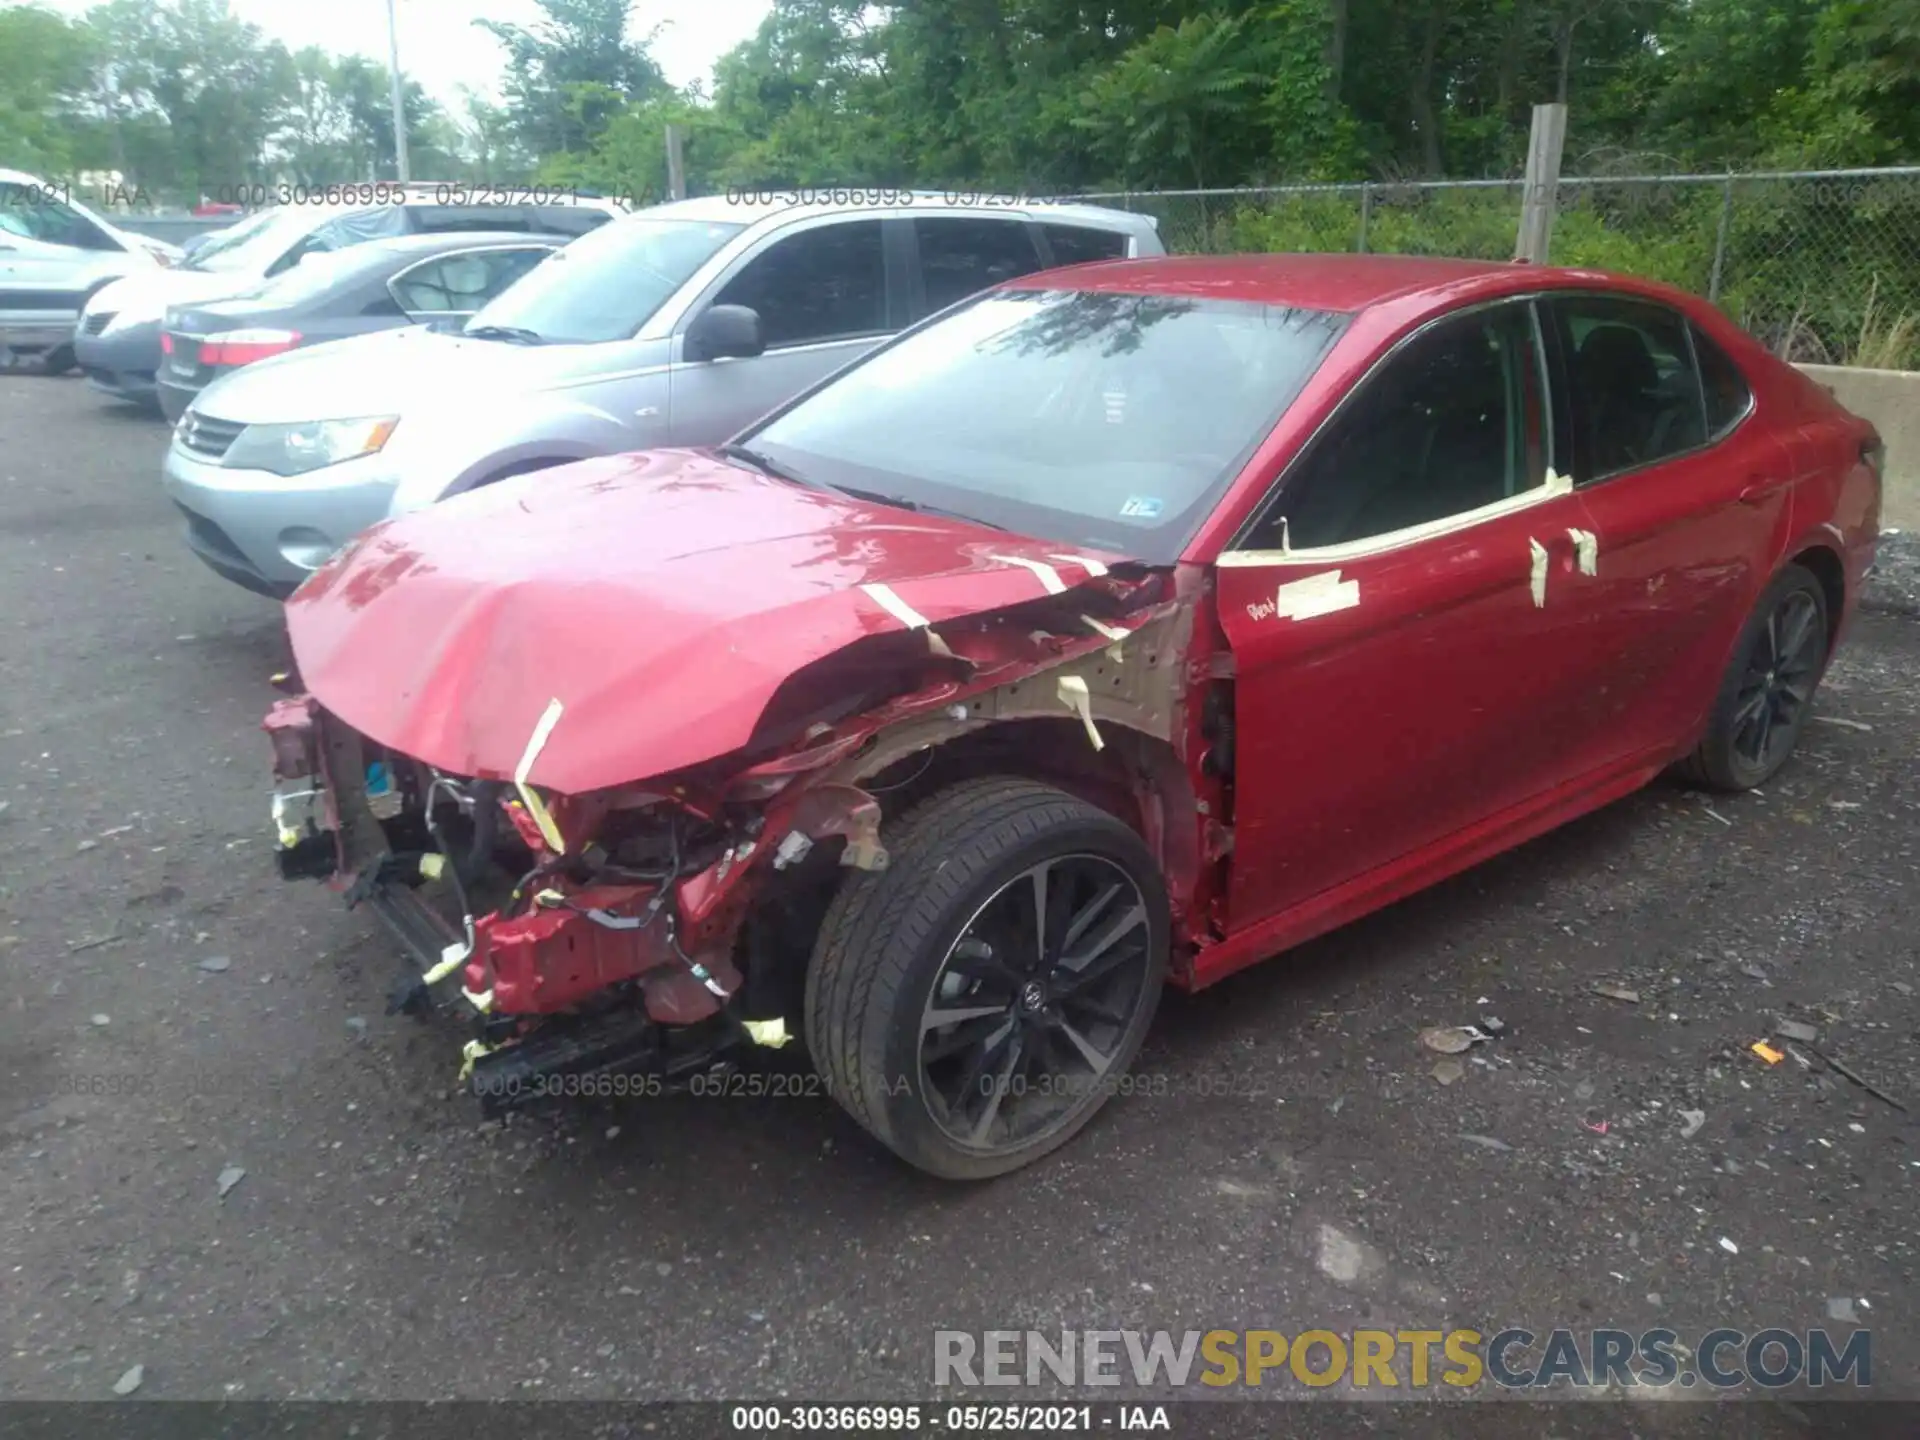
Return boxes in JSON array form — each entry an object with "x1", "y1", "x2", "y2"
[
  {"x1": 667, "y1": 215, "x2": 899, "y2": 443},
  {"x1": 906, "y1": 215, "x2": 1047, "y2": 319},
  {"x1": 386, "y1": 245, "x2": 555, "y2": 330},
  {"x1": 1216, "y1": 298, "x2": 1609, "y2": 932},
  {"x1": 1541, "y1": 294, "x2": 1793, "y2": 761}
]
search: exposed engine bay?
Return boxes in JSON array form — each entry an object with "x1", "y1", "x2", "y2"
[{"x1": 264, "y1": 560, "x2": 1228, "y2": 1110}]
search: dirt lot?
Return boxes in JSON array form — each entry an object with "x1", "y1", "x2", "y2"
[{"x1": 1, "y1": 376, "x2": 1915, "y2": 1429}]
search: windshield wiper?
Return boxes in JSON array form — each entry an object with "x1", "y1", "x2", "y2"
[
  {"x1": 718, "y1": 442, "x2": 838, "y2": 493},
  {"x1": 462, "y1": 323, "x2": 546, "y2": 345},
  {"x1": 834, "y1": 484, "x2": 1008, "y2": 532}
]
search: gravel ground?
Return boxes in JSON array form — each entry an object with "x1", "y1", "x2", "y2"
[{"x1": 1, "y1": 376, "x2": 1915, "y2": 1431}]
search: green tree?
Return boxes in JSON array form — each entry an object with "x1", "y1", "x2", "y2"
[{"x1": 477, "y1": 0, "x2": 666, "y2": 157}]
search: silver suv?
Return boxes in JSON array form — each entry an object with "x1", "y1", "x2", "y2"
[
  {"x1": 163, "y1": 193, "x2": 1163, "y2": 596},
  {"x1": 0, "y1": 169, "x2": 181, "y2": 373}
]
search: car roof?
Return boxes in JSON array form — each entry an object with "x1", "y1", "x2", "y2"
[
  {"x1": 350, "y1": 229, "x2": 566, "y2": 260},
  {"x1": 1003, "y1": 253, "x2": 1534, "y2": 313},
  {"x1": 639, "y1": 191, "x2": 1159, "y2": 234}
]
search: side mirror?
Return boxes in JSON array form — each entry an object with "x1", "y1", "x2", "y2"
[{"x1": 684, "y1": 303, "x2": 765, "y2": 363}]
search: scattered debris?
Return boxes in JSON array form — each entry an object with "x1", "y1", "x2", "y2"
[
  {"x1": 76, "y1": 838, "x2": 100, "y2": 853},
  {"x1": 1432, "y1": 1058, "x2": 1466, "y2": 1086},
  {"x1": 69, "y1": 931, "x2": 121, "y2": 954},
  {"x1": 1893, "y1": 982, "x2": 1914, "y2": 996},
  {"x1": 216, "y1": 1165, "x2": 246, "y2": 1199},
  {"x1": 196, "y1": 955, "x2": 231, "y2": 974},
  {"x1": 605, "y1": 1126, "x2": 621, "y2": 1141},
  {"x1": 1418, "y1": 1025, "x2": 1491, "y2": 1055},
  {"x1": 1702, "y1": 807, "x2": 1733, "y2": 827},
  {"x1": 1774, "y1": 1018, "x2": 1820, "y2": 1045},
  {"x1": 1739, "y1": 965, "x2": 1769, "y2": 982},
  {"x1": 1460, "y1": 1134, "x2": 1512, "y2": 1152},
  {"x1": 89, "y1": 1013, "x2": 111, "y2": 1027},
  {"x1": 112, "y1": 1364, "x2": 144, "y2": 1397},
  {"x1": 1679, "y1": 1109, "x2": 1706, "y2": 1139},
  {"x1": 1479, "y1": 1016, "x2": 1506, "y2": 1036},
  {"x1": 1812, "y1": 716, "x2": 1873, "y2": 732},
  {"x1": 1591, "y1": 983, "x2": 1641, "y2": 1004},
  {"x1": 1718, "y1": 1237, "x2": 1739, "y2": 1255},
  {"x1": 1582, "y1": 1119, "x2": 1610, "y2": 1135},
  {"x1": 1827, "y1": 1298, "x2": 1860, "y2": 1324},
  {"x1": 1812, "y1": 1048, "x2": 1907, "y2": 1113},
  {"x1": 1750, "y1": 1041, "x2": 1785, "y2": 1065},
  {"x1": 345, "y1": 1015, "x2": 368, "y2": 1040}
]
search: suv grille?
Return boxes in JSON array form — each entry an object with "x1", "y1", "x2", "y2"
[
  {"x1": 176, "y1": 412, "x2": 246, "y2": 461},
  {"x1": 80, "y1": 312, "x2": 115, "y2": 336}
]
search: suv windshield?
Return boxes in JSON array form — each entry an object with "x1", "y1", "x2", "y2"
[
  {"x1": 186, "y1": 207, "x2": 327, "y2": 273},
  {"x1": 746, "y1": 288, "x2": 1348, "y2": 562},
  {"x1": 464, "y1": 217, "x2": 743, "y2": 344}
]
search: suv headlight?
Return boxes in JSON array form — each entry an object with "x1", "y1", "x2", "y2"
[{"x1": 222, "y1": 416, "x2": 400, "y2": 476}]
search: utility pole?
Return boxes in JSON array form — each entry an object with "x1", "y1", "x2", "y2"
[{"x1": 385, "y1": 0, "x2": 412, "y2": 182}]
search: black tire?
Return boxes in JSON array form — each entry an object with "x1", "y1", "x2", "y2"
[
  {"x1": 1680, "y1": 563, "x2": 1829, "y2": 792},
  {"x1": 38, "y1": 343, "x2": 77, "y2": 377},
  {"x1": 806, "y1": 777, "x2": 1169, "y2": 1180}
]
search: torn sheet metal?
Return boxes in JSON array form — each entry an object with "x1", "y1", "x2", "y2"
[
  {"x1": 1056, "y1": 673, "x2": 1105, "y2": 750},
  {"x1": 1567, "y1": 527, "x2": 1598, "y2": 576},
  {"x1": 1529, "y1": 538, "x2": 1549, "y2": 608}
]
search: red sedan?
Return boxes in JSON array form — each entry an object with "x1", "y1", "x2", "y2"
[{"x1": 264, "y1": 254, "x2": 1882, "y2": 1178}]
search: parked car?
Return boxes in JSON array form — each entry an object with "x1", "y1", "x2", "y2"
[
  {"x1": 165, "y1": 192, "x2": 1162, "y2": 596},
  {"x1": 158, "y1": 231, "x2": 562, "y2": 422},
  {"x1": 0, "y1": 168, "x2": 182, "y2": 373},
  {"x1": 261, "y1": 254, "x2": 1881, "y2": 1178},
  {"x1": 78, "y1": 188, "x2": 620, "y2": 408}
]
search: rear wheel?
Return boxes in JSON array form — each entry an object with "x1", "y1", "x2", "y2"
[
  {"x1": 1682, "y1": 563, "x2": 1829, "y2": 791},
  {"x1": 806, "y1": 778, "x2": 1168, "y2": 1180},
  {"x1": 38, "y1": 343, "x2": 77, "y2": 377}
]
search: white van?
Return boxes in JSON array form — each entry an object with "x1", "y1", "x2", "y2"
[{"x1": 0, "y1": 169, "x2": 181, "y2": 373}]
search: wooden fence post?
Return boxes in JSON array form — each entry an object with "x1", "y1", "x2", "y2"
[{"x1": 1514, "y1": 103, "x2": 1568, "y2": 263}]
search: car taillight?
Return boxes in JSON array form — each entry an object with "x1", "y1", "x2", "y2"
[
  {"x1": 200, "y1": 328, "x2": 301, "y2": 366},
  {"x1": 159, "y1": 332, "x2": 173, "y2": 355}
]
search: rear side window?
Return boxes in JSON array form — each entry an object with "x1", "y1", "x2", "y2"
[
  {"x1": 914, "y1": 217, "x2": 1043, "y2": 315},
  {"x1": 391, "y1": 247, "x2": 550, "y2": 314},
  {"x1": 715, "y1": 220, "x2": 887, "y2": 348},
  {"x1": 527, "y1": 206, "x2": 610, "y2": 237},
  {"x1": 409, "y1": 205, "x2": 531, "y2": 234},
  {"x1": 1692, "y1": 324, "x2": 1752, "y2": 437},
  {"x1": 1042, "y1": 224, "x2": 1129, "y2": 266},
  {"x1": 1547, "y1": 296, "x2": 1707, "y2": 480}
]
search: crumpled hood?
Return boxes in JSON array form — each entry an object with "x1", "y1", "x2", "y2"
[
  {"x1": 189, "y1": 325, "x2": 613, "y2": 426},
  {"x1": 287, "y1": 449, "x2": 1123, "y2": 794}
]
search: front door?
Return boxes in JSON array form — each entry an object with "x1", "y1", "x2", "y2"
[
  {"x1": 668, "y1": 217, "x2": 895, "y2": 445},
  {"x1": 1217, "y1": 298, "x2": 1609, "y2": 932}
]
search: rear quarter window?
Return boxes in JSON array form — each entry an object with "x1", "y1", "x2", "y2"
[
  {"x1": 1041, "y1": 224, "x2": 1130, "y2": 265},
  {"x1": 1691, "y1": 324, "x2": 1753, "y2": 438}
]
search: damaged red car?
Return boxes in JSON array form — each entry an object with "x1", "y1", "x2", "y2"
[{"x1": 265, "y1": 254, "x2": 1881, "y2": 1178}]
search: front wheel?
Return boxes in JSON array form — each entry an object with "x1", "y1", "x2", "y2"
[
  {"x1": 806, "y1": 778, "x2": 1169, "y2": 1179},
  {"x1": 1682, "y1": 563, "x2": 1830, "y2": 791}
]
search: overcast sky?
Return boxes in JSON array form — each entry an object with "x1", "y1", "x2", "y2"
[{"x1": 34, "y1": 0, "x2": 775, "y2": 111}]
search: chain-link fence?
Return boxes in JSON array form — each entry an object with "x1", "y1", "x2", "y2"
[{"x1": 1070, "y1": 167, "x2": 1920, "y2": 371}]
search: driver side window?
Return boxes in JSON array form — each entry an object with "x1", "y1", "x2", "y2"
[{"x1": 1242, "y1": 301, "x2": 1549, "y2": 553}]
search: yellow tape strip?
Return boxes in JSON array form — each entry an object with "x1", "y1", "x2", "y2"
[{"x1": 513, "y1": 697, "x2": 567, "y2": 854}]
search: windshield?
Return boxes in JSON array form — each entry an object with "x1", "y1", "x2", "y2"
[
  {"x1": 186, "y1": 206, "x2": 332, "y2": 273},
  {"x1": 464, "y1": 216, "x2": 742, "y2": 344},
  {"x1": 746, "y1": 288, "x2": 1348, "y2": 562}
]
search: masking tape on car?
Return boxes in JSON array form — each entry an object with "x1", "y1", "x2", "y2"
[
  {"x1": 513, "y1": 697, "x2": 567, "y2": 854},
  {"x1": 1271, "y1": 569, "x2": 1360, "y2": 621},
  {"x1": 1568, "y1": 527, "x2": 1599, "y2": 576},
  {"x1": 1057, "y1": 674, "x2": 1105, "y2": 751},
  {"x1": 860, "y1": 582, "x2": 930, "y2": 630},
  {"x1": 990, "y1": 553, "x2": 1068, "y2": 595},
  {"x1": 1529, "y1": 538, "x2": 1550, "y2": 607}
]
